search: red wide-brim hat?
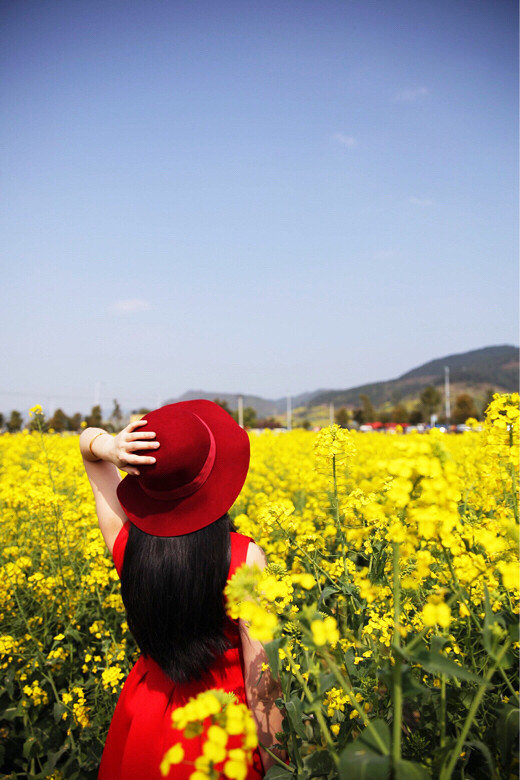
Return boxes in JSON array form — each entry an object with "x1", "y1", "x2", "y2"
[{"x1": 116, "y1": 400, "x2": 250, "y2": 536}]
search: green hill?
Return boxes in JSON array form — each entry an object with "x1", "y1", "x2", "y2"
[{"x1": 309, "y1": 345, "x2": 519, "y2": 410}]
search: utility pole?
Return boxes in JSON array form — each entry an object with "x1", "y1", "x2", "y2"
[
  {"x1": 329, "y1": 402, "x2": 335, "y2": 426},
  {"x1": 444, "y1": 366, "x2": 451, "y2": 423},
  {"x1": 286, "y1": 396, "x2": 292, "y2": 431},
  {"x1": 238, "y1": 395, "x2": 244, "y2": 428}
]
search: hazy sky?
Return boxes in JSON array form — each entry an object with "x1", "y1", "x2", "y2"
[{"x1": 1, "y1": 0, "x2": 518, "y2": 415}]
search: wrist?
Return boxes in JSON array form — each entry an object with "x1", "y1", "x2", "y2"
[
  {"x1": 89, "y1": 431, "x2": 107, "y2": 460},
  {"x1": 81, "y1": 428, "x2": 111, "y2": 462}
]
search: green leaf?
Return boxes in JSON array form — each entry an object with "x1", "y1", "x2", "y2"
[
  {"x1": 430, "y1": 635, "x2": 448, "y2": 655},
  {"x1": 64, "y1": 627, "x2": 82, "y2": 642},
  {"x1": 344, "y1": 647, "x2": 358, "y2": 678},
  {"x1": 393, "y1": 759, "x2": 431, "y2": 779},
  {"x1": 339, "y1": 742, "x2": 391, "y2": 780},
  {"x1": 303, "y1": 749, "x2": 335, "y2": 777},
  {"x1": 496, "y1": 704, "x2": 519, "y2": 765},
  {"x1": 318, "y1": 671, "x2": 337, "y2": 694},
  {"x1": 2, "y1": 703, "x2": 23, "y2": 721},
  {"x1": 401, "y1": 647, "x2": 485, "y2": 683},
  {"x1": 357, "y1": 719, "x2": 391, "y2": 755},
  {"x1": 264, "y1": 766, "x2": 293, "y2": 779},
  {"x1": 53, "y1": 701, "x2": 67, "y2": 724},
  {"x1": 264, "y1": 637, "x2": 285, "y2": 679},
  {"x1": 285, "y1": 699, "x2": 308, "y2": 740},
  {"x1": 508, "y1": 621, "x2": 519, "y2": 643},
  {"x1": 23, "y1": 736, "x2": 42, "y2": 759}
]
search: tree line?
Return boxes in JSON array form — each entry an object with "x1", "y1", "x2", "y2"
[
  {"x1": 0, "y1": 400, "x2": 143, "y2": 434},
  {"x1": 334, "y1": 386, "x2": 493, "y2": 428},
  {"x1": 0, "y1": 386, "x2": 494, "y2": 434}
]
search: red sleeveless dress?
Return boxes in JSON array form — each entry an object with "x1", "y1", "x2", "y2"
[{"x1": 98, "y1": 525, "x2": 264, "y2": 779}]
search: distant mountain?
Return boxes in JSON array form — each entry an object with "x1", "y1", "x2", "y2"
[
  {"x1": 172, "y1": 390, "x2": 278, "y2": 417},
  {"x1": 168, "y1": 389, "x2": 321, "y2": 417},
  {"x1": 310, "y1": 345, "x2": 519, "y2": 409},
  {"x1": 166, "y1": 345, "x2": 518, "y2": 415}
]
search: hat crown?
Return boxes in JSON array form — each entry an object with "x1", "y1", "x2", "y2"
[
  {"x1": 116, "y1": 400, "x2": 250, "y2": 536},
  {"x1": 138, "y1": 408, "x2": 212, "y2": 494}
]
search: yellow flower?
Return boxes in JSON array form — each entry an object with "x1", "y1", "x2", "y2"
[
  {"x1": 160, "y1": 744, "x2": 185, "y2": 776},
  {"x1": 422, "y1": 600, "x2": 452, "y2": 628},
  {"x1": 311, "y1": 616, "x2": 340, "y2": 646}
]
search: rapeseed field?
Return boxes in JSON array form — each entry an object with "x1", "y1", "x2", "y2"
[{"x1": 0, "y1": 394, "x2": 518, "y2": 779}]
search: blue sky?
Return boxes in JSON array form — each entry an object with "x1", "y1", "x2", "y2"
[{"x1": 1, "y1": 0, "x2": 518, "y2": 415}]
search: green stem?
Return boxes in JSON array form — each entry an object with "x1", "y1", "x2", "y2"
[
  {"x1": 391, "y1": 542, "x2": 402, "y2": 769},
  {"x1": 320, "y1": 650, "x2": 390, "y2": 756},
  {"x1": 332, "y1": 455, "x2": 348, "y2": 581},
  {"x1": 274, "y1": 518, "x2": 343, "y2": 592},
  {"x1": 439, "y1": 640, "x2": 510, "y2": 780},
  {"x1": 287, "y1": 658, "x2": 339, "y2": 767},
  {"x1": 497, "y1": 662, "x2": 520, "y2": 704},
  {"x1": 440, "y1": 673, "x2": 447, "y2": 749},
  {"x1": 258, "y1": 742, "x2": 295, "y2": 773}
]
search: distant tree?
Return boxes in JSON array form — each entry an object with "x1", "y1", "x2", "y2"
[
  {"x1": 353, "y1": 408, "x2": 364, "y2": 425},
  {"x1": 409, "y1": 406, "x2": 424, "y2": 425},
  {"x1": 257, "y1": 416, "x2": 282, "y2": 429},
  {"x1": 359, "y1": 394, "x2": 375, "y2": 423},
  {"x1": 68, "y1": 413, "x2": 83, "y2": 432},
  {"x1": 48, "y1": 408, "x2": 68, "y2": 433},
  {"x1": 86, "y1": 405, "x2": 103, "y2": 428},
  {"x1": 379, "y1": 410, "x2": 391, "y2": 424},
  {"x1": 131, "y1": 407, "x2": 151, "y2": 417},
  {"x1": 300, "y1": 419, "x2": 312, "y2": 431},
  {"x1": 242, "y1": 407, "x2": 257, "y2": 428},
  {"x1": 392, "y1": 403, "x2": 409, "y2": 423},
  {"x1": 335, "y1": 407, "x2": 350, "y2": 428},
  {"x1": 0, "y1": 413, "x2": 4, "y2": 430},
  {"x1": 109, "y1": 399, "x2": 124, "y2": 432},
  {"x1": 420, "y1": 385, "x2": 442, "y2": 419},
  {"x1": 481, "y1": 388, "x2": 495, "y2": 419},
  {"x1": 452, "y1": 393, "x2": 478, "y2": 424},
  {"x1": 7, "y1": 410, "x2": 23, "y2": 432}
]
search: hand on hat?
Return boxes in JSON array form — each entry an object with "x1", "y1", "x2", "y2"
[{"x1": 109, "y1": 419, "x2": 160, "y2": 476}]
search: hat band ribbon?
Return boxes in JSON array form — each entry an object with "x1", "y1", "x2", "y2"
[{"x1": 139, "y1": 416, "x2": 216, "y2": 501}]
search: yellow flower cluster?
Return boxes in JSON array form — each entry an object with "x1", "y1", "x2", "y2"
[
  {"x1": 313, "y1": 423, "x2": 357, "y2": 467},
  {"x1": 225, "y1": 562, "x2": 293, "y2": 642},
  {"x1": 162, "y1": 689, "x2": 258, "y2": 780},
  {"x1": 101, "y1": 665, "x2": 125, "y2": 693},
  {"x1": 23, "y1": 679, "x2": 48, "y2": 707},
  {"x1": 61, "y1": 686, "x2": 90, "y2": 727}
]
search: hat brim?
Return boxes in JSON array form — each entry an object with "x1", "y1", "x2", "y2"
[{"x1": 116, "y1": 400, "x2": 250, "y2": 536}]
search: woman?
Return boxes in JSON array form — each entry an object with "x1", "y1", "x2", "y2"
[{"x1": 79, "y1": 400, "x2": 283, "y2": 779}]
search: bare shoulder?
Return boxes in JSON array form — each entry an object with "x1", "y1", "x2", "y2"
[{"x1": 246, "y1": 542, "x2": 267, "y2": 568}]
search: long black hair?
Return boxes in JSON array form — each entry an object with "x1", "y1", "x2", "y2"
[{"x1": 120, "y1": 514, "x2": 235, "y2": 684}]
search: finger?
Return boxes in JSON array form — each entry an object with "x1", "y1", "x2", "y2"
[
  {"x1": 127, "y1": 419, "x2": 148, "y2": 431},
  {"x1": 124, "y1": 441, "x2": 159, "y2": 451},
  {"x1": 122, "y1": 466, "x2": 140, "y2": 476},
  {"x1": 125, "y1": 454, "x2": 157, "y2": 465},
  {"x1": 127, "y1": 431, "x2": 157, "y2": 441}
]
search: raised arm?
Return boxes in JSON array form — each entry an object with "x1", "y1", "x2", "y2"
[
  {"x1": 79, "y1": 420, "x2": 159, "y2": 554},
  {"x1": 239, "y1": 543, "x2": 286, "y2": 774}
]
